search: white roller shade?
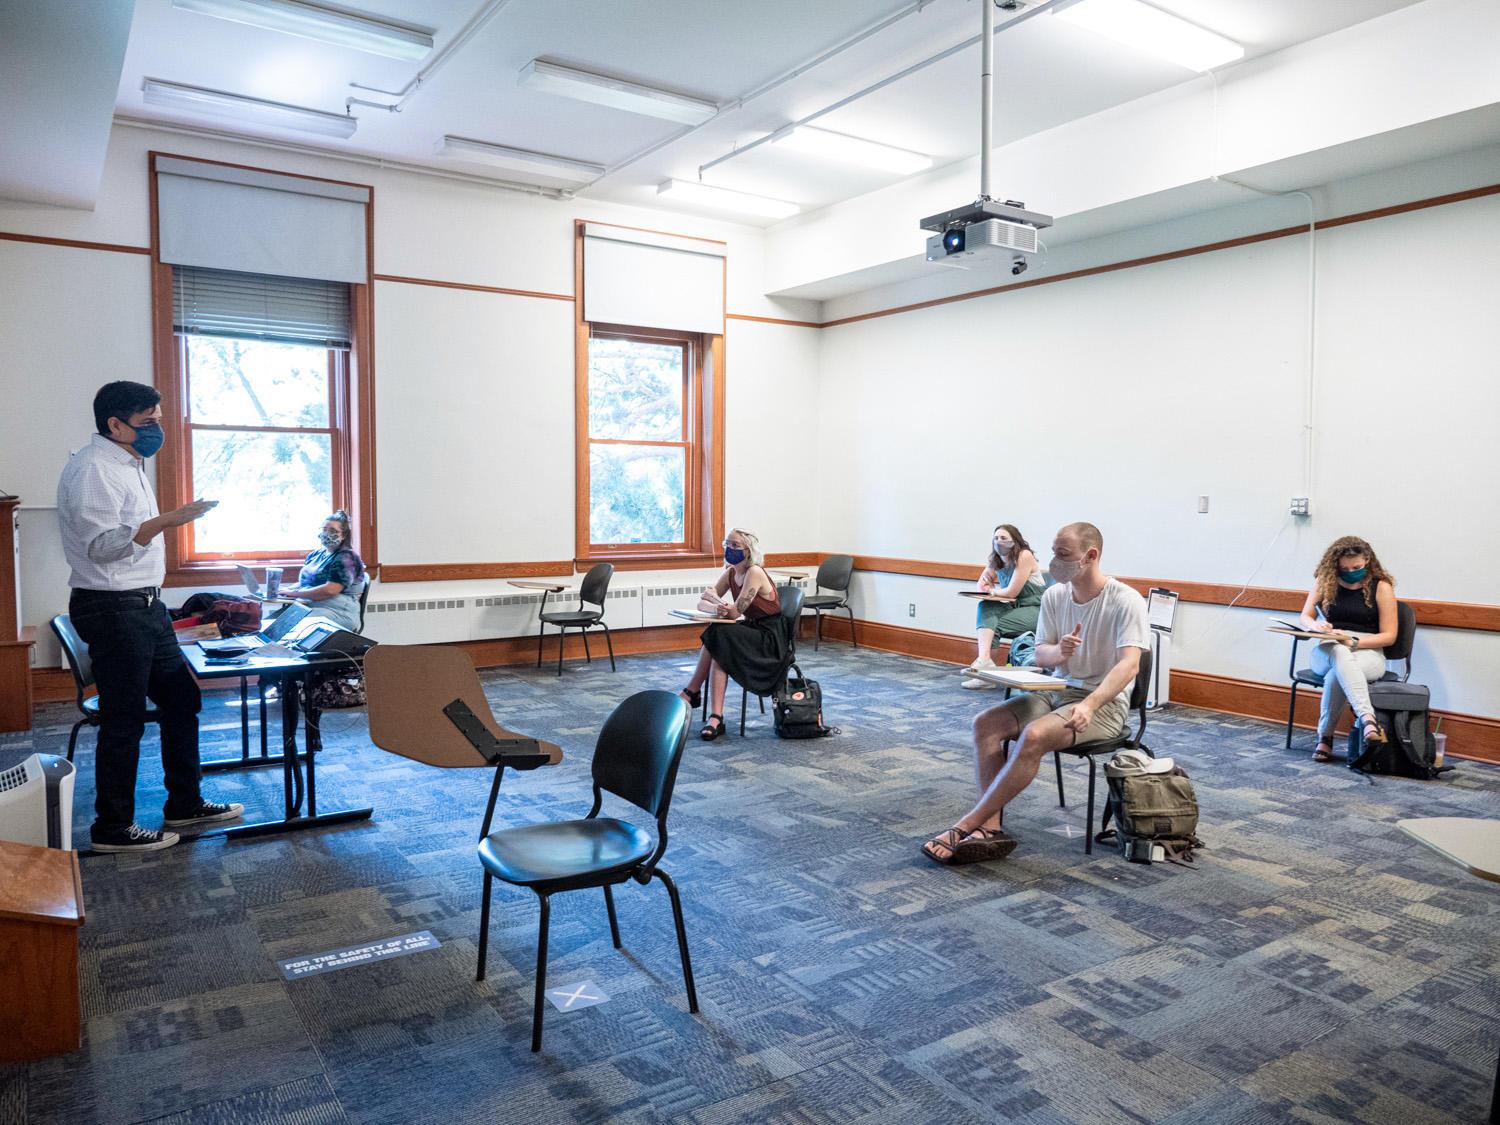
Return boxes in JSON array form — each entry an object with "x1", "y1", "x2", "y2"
[
  {"x1": 583, "y1": 225, "x2": 725, "y2": 335},
  {"x1": 156, "y1": 156, "x2": 369, "y2": 284}
]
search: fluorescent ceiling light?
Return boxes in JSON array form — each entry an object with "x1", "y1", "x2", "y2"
[
  {"x1": 1054, "y1": 0, "x2": 1243, "y2": 72},
  {"x1": 519, "y1": 60, "x2": 717, "y2": 126},
  {"x1": 772, "y1": 126, "x2": 932, "y2": 174},
  {"x1": 172, "y1": 0, "x2": 433, "y2": 61},
  {"x1": 142, "y1": 77, "x2": 357, "y2": 137},
  {"x1": 656, "y1": 180, "x2": 799, "y2": 220},
  {"x1": 436, "y1": 136, "x2": 605, "y2": 183}
]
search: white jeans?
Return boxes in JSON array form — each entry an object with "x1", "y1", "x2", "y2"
[{"x1": 1309, "y1": 637, "x2": 1387, "y2": 738}]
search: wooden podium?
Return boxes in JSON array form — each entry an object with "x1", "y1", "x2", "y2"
[{"x1": 0, "y1": 495, "x2": 36, "y2": 732}]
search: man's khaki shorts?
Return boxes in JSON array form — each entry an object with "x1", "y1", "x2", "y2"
[{"x1": 990, "y1": 687, "x2": 1128, "y2": 746}]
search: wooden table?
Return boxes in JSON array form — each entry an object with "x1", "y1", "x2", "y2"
[
  {"x1": 0, "y1": 839, "x2": 85, "y2": 1061},
  {"x1": 1397, "y1": 817, "x2": 1500, "y2": 1121}
]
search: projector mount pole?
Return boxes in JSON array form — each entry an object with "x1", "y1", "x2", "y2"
[{"x1": 979, "y1": 0, "x2": 995, "y2": 203}]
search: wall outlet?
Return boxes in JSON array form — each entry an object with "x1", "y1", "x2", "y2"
[
  {"x1": 908, "y1": 603, "x2": 916, "y2": 618},
  {"x1": 1197, "y1": 495, "x2": 1209, "y2": 514},
  {"x1": 1290, "y1": 497, "x2": 1311, "y2": 517}
]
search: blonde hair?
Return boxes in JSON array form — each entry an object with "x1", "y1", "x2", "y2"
[{"x1": 727, "y1": 527, "x2": 764, "y2": 566}]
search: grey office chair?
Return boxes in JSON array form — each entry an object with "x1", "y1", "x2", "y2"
[
  {"x1": 804, "y1": 554, "x2": 855, "y2": 650},
  {"x1": 537, "y1": 563, "x2": 616, "y2": 676},
  {"x1": 51, "y1": 614, "x2": 161, "y2": 762}
]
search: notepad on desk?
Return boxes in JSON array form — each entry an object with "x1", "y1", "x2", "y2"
[
  {"x1": 960, "y1": 666, "x2": 1066, "y2": 691},
  {"x1": 1266, "y1": 619, "x2": 1353, "y2": 643},
  {"x1": 668, "y1": 609, "x2": 722, "y2": 623}
]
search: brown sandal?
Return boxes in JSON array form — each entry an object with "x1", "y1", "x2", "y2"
[
  {"x1": 922, "y1": 826, "x2": 1020, "y2": 865},
  {"x1": 923, "y1": 828, "x2": 968, "y2": 865},
  {"x1": 1312, "y1": 739, "x2": 1335, "y2": 763},
  {"x1": 1361, "y1": 719, "x2": 1389, "y2": 744}
]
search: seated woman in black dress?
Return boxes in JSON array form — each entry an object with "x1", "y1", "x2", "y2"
[{"x1": 678, "y1": 528, "x2": 788, "y2": 741}]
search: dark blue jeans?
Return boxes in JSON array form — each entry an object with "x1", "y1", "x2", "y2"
[{"x1": 69, "y1": 589, "x2": 203, "y2": 836}]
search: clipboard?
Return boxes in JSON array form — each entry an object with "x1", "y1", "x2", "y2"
[
  {"x1": 1147, "y1": 588, "x2": 1178, "y2": 634},
  {"x1": 669, "y1": 609, "x2": 723, "y2": 622},
  {"x1": 957, "y1": 591, "x2": 1016, "y2": 603}
]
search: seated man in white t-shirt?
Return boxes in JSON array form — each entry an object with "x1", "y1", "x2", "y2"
[{"x1": 924, "y1": 522, "x2": 1150, "y2": 864}]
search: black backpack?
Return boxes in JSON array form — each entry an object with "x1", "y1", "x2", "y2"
[
  {"x1": 772, "y1": 665, "x2": 832, "y2": 739},
  {"x1": 1347, "y1": 684, "x2": 1449, "y2": 780}
]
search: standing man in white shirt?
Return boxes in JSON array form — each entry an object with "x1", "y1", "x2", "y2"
[
  {"x1": 924, "y1": 522, "x2": 1150, "y2": 864},
  {"x1": 57, "y1": 381, "x2": 244, "y2": 852}
]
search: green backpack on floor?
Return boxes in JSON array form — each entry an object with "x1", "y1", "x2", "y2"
[{"x1": 1095, "y1": 750, "x2": 1205, "y2": 865}]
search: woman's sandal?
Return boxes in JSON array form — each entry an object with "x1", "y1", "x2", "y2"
[
  {"x1": 1312, "y1": 739, "x2": 1336, "y2": 763},
  {"x1": 1361, "y1": 718, "x2": 1389, "y2": 744},
  {"x1": 679, "y1": 687, "x2": 702, "y2": 709},
  {"x1": 700, "y1": 713, "x2": 725, "y2": 741}
]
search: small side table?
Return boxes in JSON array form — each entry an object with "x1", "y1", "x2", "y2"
[
  {"x1": 1396, "y1": 817, "x2": 1499, "y2": 1123},
  {"x1": 0, "y1": 839, "x2": 85, "y2": 1061}
]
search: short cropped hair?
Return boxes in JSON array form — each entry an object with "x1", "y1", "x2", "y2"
[
  {"x1": 1059, "y1": 521, "x2": 1104, "y2": 555},
  {"x1": 94, "y1": 381, "x2": 161, "y2": 436}
]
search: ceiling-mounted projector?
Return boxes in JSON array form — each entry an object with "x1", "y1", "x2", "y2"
[
  {"x1": 921, "y1": 198, "x2": 1052, "y2": 265},
  {"x1": 921, "y1": 0, "x2": 1053, "y2": 270}
]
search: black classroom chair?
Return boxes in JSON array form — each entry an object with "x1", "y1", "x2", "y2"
[
  {"x1": 802, "y1": 554, "x2": 855, "y2": 650},
  {"x1": 50, "y1": 613, "x2": 161, "y2": 763},
  {"x1": 475, "y1": 690, "x2": 697, "y2": 1051},
  {"x1": 536, "y1": 563, "x2": 615, "y2": 677}
]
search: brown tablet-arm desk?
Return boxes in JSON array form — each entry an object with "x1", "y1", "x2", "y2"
[{"x1": 365, "y1": 646, "x2": 562, "y2": 837}]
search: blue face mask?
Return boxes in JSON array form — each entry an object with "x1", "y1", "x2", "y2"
[
  {"x1": 724, "y1": 546, "x2": 747, "y2": 566},
  {"x1": 126, "y1": 421, "x2": 164, "y2": 458},
  {"x1": 1339, "y1": 566, "x2": 1368, "y2": 583}
]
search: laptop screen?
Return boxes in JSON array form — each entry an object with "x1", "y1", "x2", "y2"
[{"x1": 264, "y1": 603, "x2": 310, "y2": 642}]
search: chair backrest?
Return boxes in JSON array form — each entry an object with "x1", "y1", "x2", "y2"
[
  {"x1": 814, "y1": 554, "x2": 854, "y2": 593},
  {"x1": 779, "y1": 585, "x2": 805, "y2": 655},
  {"x1": 356, "y1": 570, "x2": 374, "y2": 632},
  {"x1": 1128, "y1": 648, "x2": 1154, "y2": 713},
  {"x1": 1386, "y1": 601, "x2": 1416, "y2": 664},
  {"x1": 50, "y1": 614, "x2": 93, "y2": 705},
  {"x1": 592, "y1": 690, "x2": 689, "y2": 820},
  {"x1": 579, "y1": 562, "x2": 614, "y2": 608}
]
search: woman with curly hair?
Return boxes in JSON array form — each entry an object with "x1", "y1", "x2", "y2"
[{"x1": 1296, "y1": 535, "x2": 1398, "y2": 762}]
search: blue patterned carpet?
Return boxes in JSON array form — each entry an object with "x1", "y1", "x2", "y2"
[{"x1": 1, "y1": 644, "x2": 1496, "y2": 1124}]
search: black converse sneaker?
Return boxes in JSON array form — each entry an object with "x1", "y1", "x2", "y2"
[
  {"x1": 163, "y1": 799, "x2": 246, "y2": 828},
  {"x1": 91, "y1": 823, "x2": 180, "y2": 852}
]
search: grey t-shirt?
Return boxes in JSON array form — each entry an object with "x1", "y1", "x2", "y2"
[{"x1": 1037, "y1": 577, "x2": 1151, "y2": 709}]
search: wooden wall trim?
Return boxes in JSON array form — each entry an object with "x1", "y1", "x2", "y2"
[
  {"x1": 725, "y1": 313, "x2": 822, "y2": 329},
  {"x1": 0, "y1": 231, "x2": 150, "y2": 256},
  {"x1": 819, "y1": 180, "x2": 1500, "y2": 330},
  {"x1": 373, "y1": 273, "x2": 573, "y2": 302},
  {"x1": 379, "y1": 560, "x2": 576, "y2": 582}
]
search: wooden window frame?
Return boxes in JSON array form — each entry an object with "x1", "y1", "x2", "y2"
[
  {"x1": 177, "y1": 339, "x2": 352, "y2": 563},
  {"x1": 573, "y1": 219, "x2": 725, "y2": 571},
  {"x1": 148, "y1": 151, "x2": 378, "y2": 586}
]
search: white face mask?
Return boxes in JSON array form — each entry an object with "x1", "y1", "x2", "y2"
[
  {"x1": 1049, "y1": 556, "x2": 1082, "y2": 583},
  {"x1": 994, "y1": 537, "x2": 1013, "y2": 555}
]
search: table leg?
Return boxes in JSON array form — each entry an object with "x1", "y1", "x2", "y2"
[
  {"x1": 204, "y1": 675, "x2": 290, "y2": 773},
  {"x1": 239, "y1": 679, "x2": 249, "y2": 761}
]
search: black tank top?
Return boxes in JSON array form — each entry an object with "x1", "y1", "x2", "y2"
[{"x1": 1324, "y1": 583, "x2": 1379, "y2": 632}]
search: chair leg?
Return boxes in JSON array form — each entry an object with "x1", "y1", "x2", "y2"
[
  {"x1": 603, "y1": 884, "x2": 622, "y2": 948},
  {"x1": 1284, "y1": 681, "x2": 1298, "y2": 749},
  {"x1": 740, "y1": 685, "x2": 748, "y2": 736},
  {"x1": 601, "y1": 622, "x2": 616, "y2": 671},
  {"x1": 845, "y1": 604, "x2": 857, "y2": 647},
  {"x1": 532, "y1": 893, "x2": 552, "y2": 1052},
  {"x1": 1053, "y1": 751, "x2": 1066, "y2": 808},
  {"x1": 476, "y1": 872, "x2": 493, "y2": 981},
  {"x1": 556, "y1": 627, "x2": 565, "y2": 677},
  {"x1": 582, "y1": 629, "x2": 591, "y2": 663},
  {"x1": 1085, "y1": 760, "x2": 1096, "y2": 855},
  {"x1": 655, "y1": 869, "x2": 698, "y2": 1013},
  {"x1": 67, "y1": 719, "x2": 84, "y2": 762},
  {"x1": 536, "y1": 622, "x2": 546, "y2": 669},
  {"x1": 814, "y1": 609, "x2": 822, "y2": 650}
]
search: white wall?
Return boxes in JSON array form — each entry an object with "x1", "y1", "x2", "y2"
[
  {"x1": 0, "y1": 123, "x2": 823, "y2": 666},
  {"x1": 815, "y1": 190, "x2": 1500, "y2": 719}
]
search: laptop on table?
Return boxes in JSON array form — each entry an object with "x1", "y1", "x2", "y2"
[{"x1": 236, "y1": 564, "x2": 286, "y2": 601}]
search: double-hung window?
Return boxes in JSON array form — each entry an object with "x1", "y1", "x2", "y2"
[{"x1": 172, "y1": 267, "x2": 352, "y2": 562}]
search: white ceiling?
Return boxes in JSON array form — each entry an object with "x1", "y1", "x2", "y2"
[{"x1": 100, "y1": 0, "x2": 1425, "y2": 220}]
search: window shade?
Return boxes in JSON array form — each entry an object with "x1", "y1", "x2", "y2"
[
  {"x1": 583, "y1": 225, "x2": 725, "y2": 334},
  {"x1": 156, "y1": 156, "x2": 369, "y2": 284},
  {"x1": 173, "y1": 266, "x2": 351, "y2": 348}
]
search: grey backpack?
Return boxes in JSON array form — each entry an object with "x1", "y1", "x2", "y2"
[{"x1": 1095, "y1": 751, "x2": 1204, "y2": 864}]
